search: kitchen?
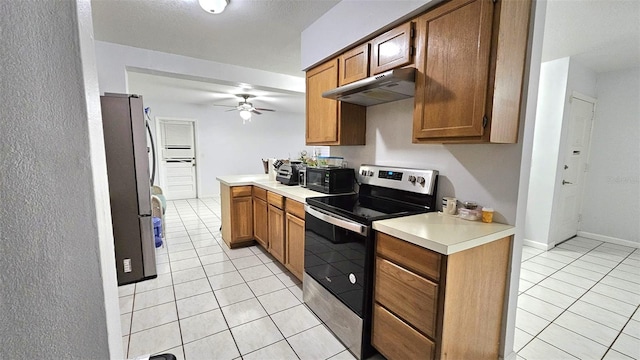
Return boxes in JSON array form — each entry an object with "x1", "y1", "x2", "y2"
[{"x1": 2, "y1": 0, "x2": 638, "y2": 360}]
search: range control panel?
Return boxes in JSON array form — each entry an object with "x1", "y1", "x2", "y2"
[{"x1": 358, "y1": 165, "x2": 438, "y2": 195}]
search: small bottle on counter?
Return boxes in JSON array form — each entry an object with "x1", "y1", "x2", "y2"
[{"x1": 482, "y1": 207, "x2": 494, "y2": 223}]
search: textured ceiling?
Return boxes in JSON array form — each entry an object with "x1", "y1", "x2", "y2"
[
  {"x1": 91, "y1": 0, "x2": 340, "y2": 77},
  {"x1": 542, "y1": 0, "x2": 640, "y2": 73}
]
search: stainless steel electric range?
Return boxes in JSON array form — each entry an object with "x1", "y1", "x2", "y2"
[{"x1": 303, "y1": 164, "x2": 438, "y2": 359}]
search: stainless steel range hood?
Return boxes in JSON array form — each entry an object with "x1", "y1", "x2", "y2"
[{"x1": 322, "y1": 67, "x2": 415, "y2": 106}]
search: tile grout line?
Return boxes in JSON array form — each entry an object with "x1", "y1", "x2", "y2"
[{"x1": 517, "y1": 240, "x2": 639, "y2": 358}]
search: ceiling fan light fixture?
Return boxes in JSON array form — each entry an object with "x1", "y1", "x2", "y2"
[
  {"x1": 239, "y1": 109, "x2": 252, "y2": 121},
  {"x1": 199, "y1": 0, "x2": 228, "y2": 14}
]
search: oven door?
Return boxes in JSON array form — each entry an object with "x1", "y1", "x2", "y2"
[{"x1": 304, "y1": 204, "x2": 370, "y2": 317}]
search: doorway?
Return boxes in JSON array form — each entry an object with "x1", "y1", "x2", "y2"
[
  {"x1": 551, "y1": 92, "x2": 596, "y2": 244},
  {"x1": 156, "y1": 118, "x2": 198, "y2": 200}
]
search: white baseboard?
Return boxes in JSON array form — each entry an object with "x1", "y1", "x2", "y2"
[
  {"x1": 502, "y1": 350, "x2": 517, "y2": 360},
  {"x1": 577, "y1": 231, "x2": 640, "y2": 249},
  {"x1": 523, "y1": 238, "x2": 555, "y2": 251}
]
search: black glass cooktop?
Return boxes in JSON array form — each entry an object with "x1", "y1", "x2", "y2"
[{"x1": 306, "y1": 193, "x2": 429, "y2": 225}]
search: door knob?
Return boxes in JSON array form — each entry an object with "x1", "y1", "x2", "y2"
[{"x1": 562, "y1": 180, "x2": 573, "y2": 185}]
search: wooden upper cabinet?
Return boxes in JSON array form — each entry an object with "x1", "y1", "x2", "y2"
[
  {"x1": 370, "y1": 21, "x2": 415, "y2": 75},
  {"x1": 339, "y1": 43, "x2": 370, "y2": 86},
  {"x1": 306, "y1": 59, "x2": 366, "y2": 145},
  {"x1": 413, "y1": 0, "x2": 494, "y2": 141},
  {"x1": 412, "y1": 0, "x2": 531, "y2": 143}
]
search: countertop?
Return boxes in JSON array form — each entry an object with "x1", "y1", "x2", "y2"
[
  {"x1": 373, "y1": 212, "x2": 515, "y2": 255},
  {"x1": 217, "y1": 174, "x2": 514, "y2": 255},
  {"x1": 216, "y1": 174, "x2": 334, "y2": 203}
]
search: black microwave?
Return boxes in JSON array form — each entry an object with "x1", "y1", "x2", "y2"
[{"x1": 304, "y1": 167, "x2": 355, "y2": 194}]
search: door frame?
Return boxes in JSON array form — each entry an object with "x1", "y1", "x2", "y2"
[
  {"x1": 549, "y1": 91, "x2": 596, "y2": 245},
  {"x1": 155, "y1": 117, "x2": 200, "y2": 199}
]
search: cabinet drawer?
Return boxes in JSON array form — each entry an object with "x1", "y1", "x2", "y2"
[
  {"x1": 372, "y1": 303, "x2": 434, "y2": 360},
  {"x1": 375, "y1": 257, "x2": 438, "y2": 337},
  {"x1": 252, "y1": 186, "x2": 267, "y2": 201},
  {"x1": 285, "y1": 199, "x2": 305, "y2": 219},
  {"x1": 376, "y1": 232, "x2": 441, "y2": 281},
  {"x1": 267, "y1": 191, "x2": 284, "y2": 209},
  {"x1": 231, "y1": 186, "x2": 252, "y2": 198}
]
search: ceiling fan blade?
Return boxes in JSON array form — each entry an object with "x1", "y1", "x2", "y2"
[
  {"x1": 213, "y1": 104, "x2": 236, "y2": 108},
  {"x1": 251, "y1": 110, "x2": 262, "y2": 115},
  {"x1": 254, "y1": 108, "x2": 275, "y2": 112},
  {"x1": 225, "y1": 108, "x2": 237, "y2": 112}
]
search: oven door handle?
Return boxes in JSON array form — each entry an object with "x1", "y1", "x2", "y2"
[{"x1": 305, "y1": 204, "x2": 369, "y2": 236}]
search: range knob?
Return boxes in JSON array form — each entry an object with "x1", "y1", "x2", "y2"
[
  {"x1": 367, "y1": 170, "x2": 374, "y2": 177},
  {"x1": 408, "y1": 175, "x2": 417, "y2": 184},
  {"x1": 360, "y1": 170, "x2": 367, "y2": 176},
  {"x1": 417, "y1": 176, "x2": 426, "y2": 186}
]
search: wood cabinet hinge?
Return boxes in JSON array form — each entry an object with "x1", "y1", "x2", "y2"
[
  {"x1": 410, "y1": 27, "x2": 415, "y2": 38},
  {"x1": 409, "y1": 46, "x2": 414, "y2": 56},
  {"x1": 483, "y1": 115, "x2": 488, "y2": 128}
]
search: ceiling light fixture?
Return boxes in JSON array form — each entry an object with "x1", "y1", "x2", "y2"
[
  {"x1": 199, "y1": 0, "x2": 228, "y2": 14},
  {"x1": 239, "y1": 109, "x2": 252, "y2": 123}
]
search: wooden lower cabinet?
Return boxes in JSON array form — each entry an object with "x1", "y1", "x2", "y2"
[
  {"x1": 372, "y1": 232, "x2": 512, "y2": 360},
  {"x1": 220, "y1": 184, "x2": 253, "y2": 249},
  {"x1": 252, "y1": 187, "x2": 268, "y2": 249},
  {"x1": 285, "y1": 212, "x2": 305, "y2": 280},
  {"x1": 268, "y1": 203, "x2": 285, "y2": 263}
]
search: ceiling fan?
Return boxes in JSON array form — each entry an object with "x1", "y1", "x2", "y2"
[{"x1": 214, "y1": 94, "x2": 275, "y2": 122}]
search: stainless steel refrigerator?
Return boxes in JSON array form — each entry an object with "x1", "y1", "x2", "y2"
[{"x1": 101, "y1": 93, "x2": 157, "y2": 285}]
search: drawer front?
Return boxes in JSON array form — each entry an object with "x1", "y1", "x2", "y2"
[
  {"x1": 375, "y1": 257, "x2": 438, "y2": 337},
  {"x1": 285, "y1": 199, "x2": 305, "y2": 219},
  {"x1": 376, "y1": 232, "x2": 441, "y2": 281},
  {"x1": 231, "y1": 186, "x2": 252, "y2": 198},
  {"x1": 252, "y1": 186, "x2": 267, "y2": 201},
  {"x1": 372, "y1": 303, "x2": 435, "y2": 360},
  {"x1": 267, "y1": 191, "x2": 284, "y2": 209}
]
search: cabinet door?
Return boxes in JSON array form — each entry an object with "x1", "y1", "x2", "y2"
[
  {"x1": 268, "y1": 204, "x2": 285, "y2": 263},
  {"x1": 412, "y1": 0, "x2": 494, "y2": 140},
  {"x1": 370, "y1": 21, "x2": 414, "y2": 75},
  {"x1": 253, "y1": 196, "x2": 268, "y2": 249},
  {"x1": 285, "y1": 213, "x2": 305, "y2": 280},
  {"x1": 231, "y1": 196, "x2": 253, "y2": 243},
  {"x1": 339, "y1": 43, "x2": 370, "y2": 86},
  {"x1": 306, "y1": 59, "x2": 339, "y2": 144}
]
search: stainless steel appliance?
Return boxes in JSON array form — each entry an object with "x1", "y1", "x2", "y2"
[
  {"x1": 276, "y1": 162, "x2": 304, "y2": 185},
  {"x1": 305, "y1": 167, "x2": 355, "y2": 194},
  {"x1": 322, "y1": 67, "x2": 416, "y2": 106},
  {"x1": 304, "y1": 165, "x2": 438, "y2": 359},
  {"x1": 101, "y1": 93, "x2": 157, "y2": 285}
]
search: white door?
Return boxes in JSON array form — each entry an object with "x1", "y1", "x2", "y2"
[
  {"x1": 554, "y1": 94, "x2": 595, "y2": 243},
  {"x1": 157, "y1": 119, "x2": 197, "y2": 200}
]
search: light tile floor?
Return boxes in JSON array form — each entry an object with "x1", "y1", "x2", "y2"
[
  {"x1": 119, "y1": 198, "x2": 355, "y2": 360},
  {"x1": 516, "y1": 238, "x2": 640, "y2": 360},
  {"x1": 119, "y1": 198, "x2": 640, "y2": 360}
]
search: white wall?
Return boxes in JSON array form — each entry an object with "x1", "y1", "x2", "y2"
[
  {"x1": 525, "y1": 58, "x2": 570, "y2": 247},
  {"x1": 525, "y1": 58, "x2": 597, "y2": 248},
  {"x1": 94, "y1": 41, "x2": 305, "y2": 95},
  {"x1": 138, "y1": 99, "x2": 315, "y2": 196},
  {"x1": 580, "y1": 67, "x2": 640, "y2": 244},
  {"x1": 0, "y1": 0, "x2": 119, "y2": 358},
  {"x1": 333, "y1": 99, "x2": 522, "y2": 224}
]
